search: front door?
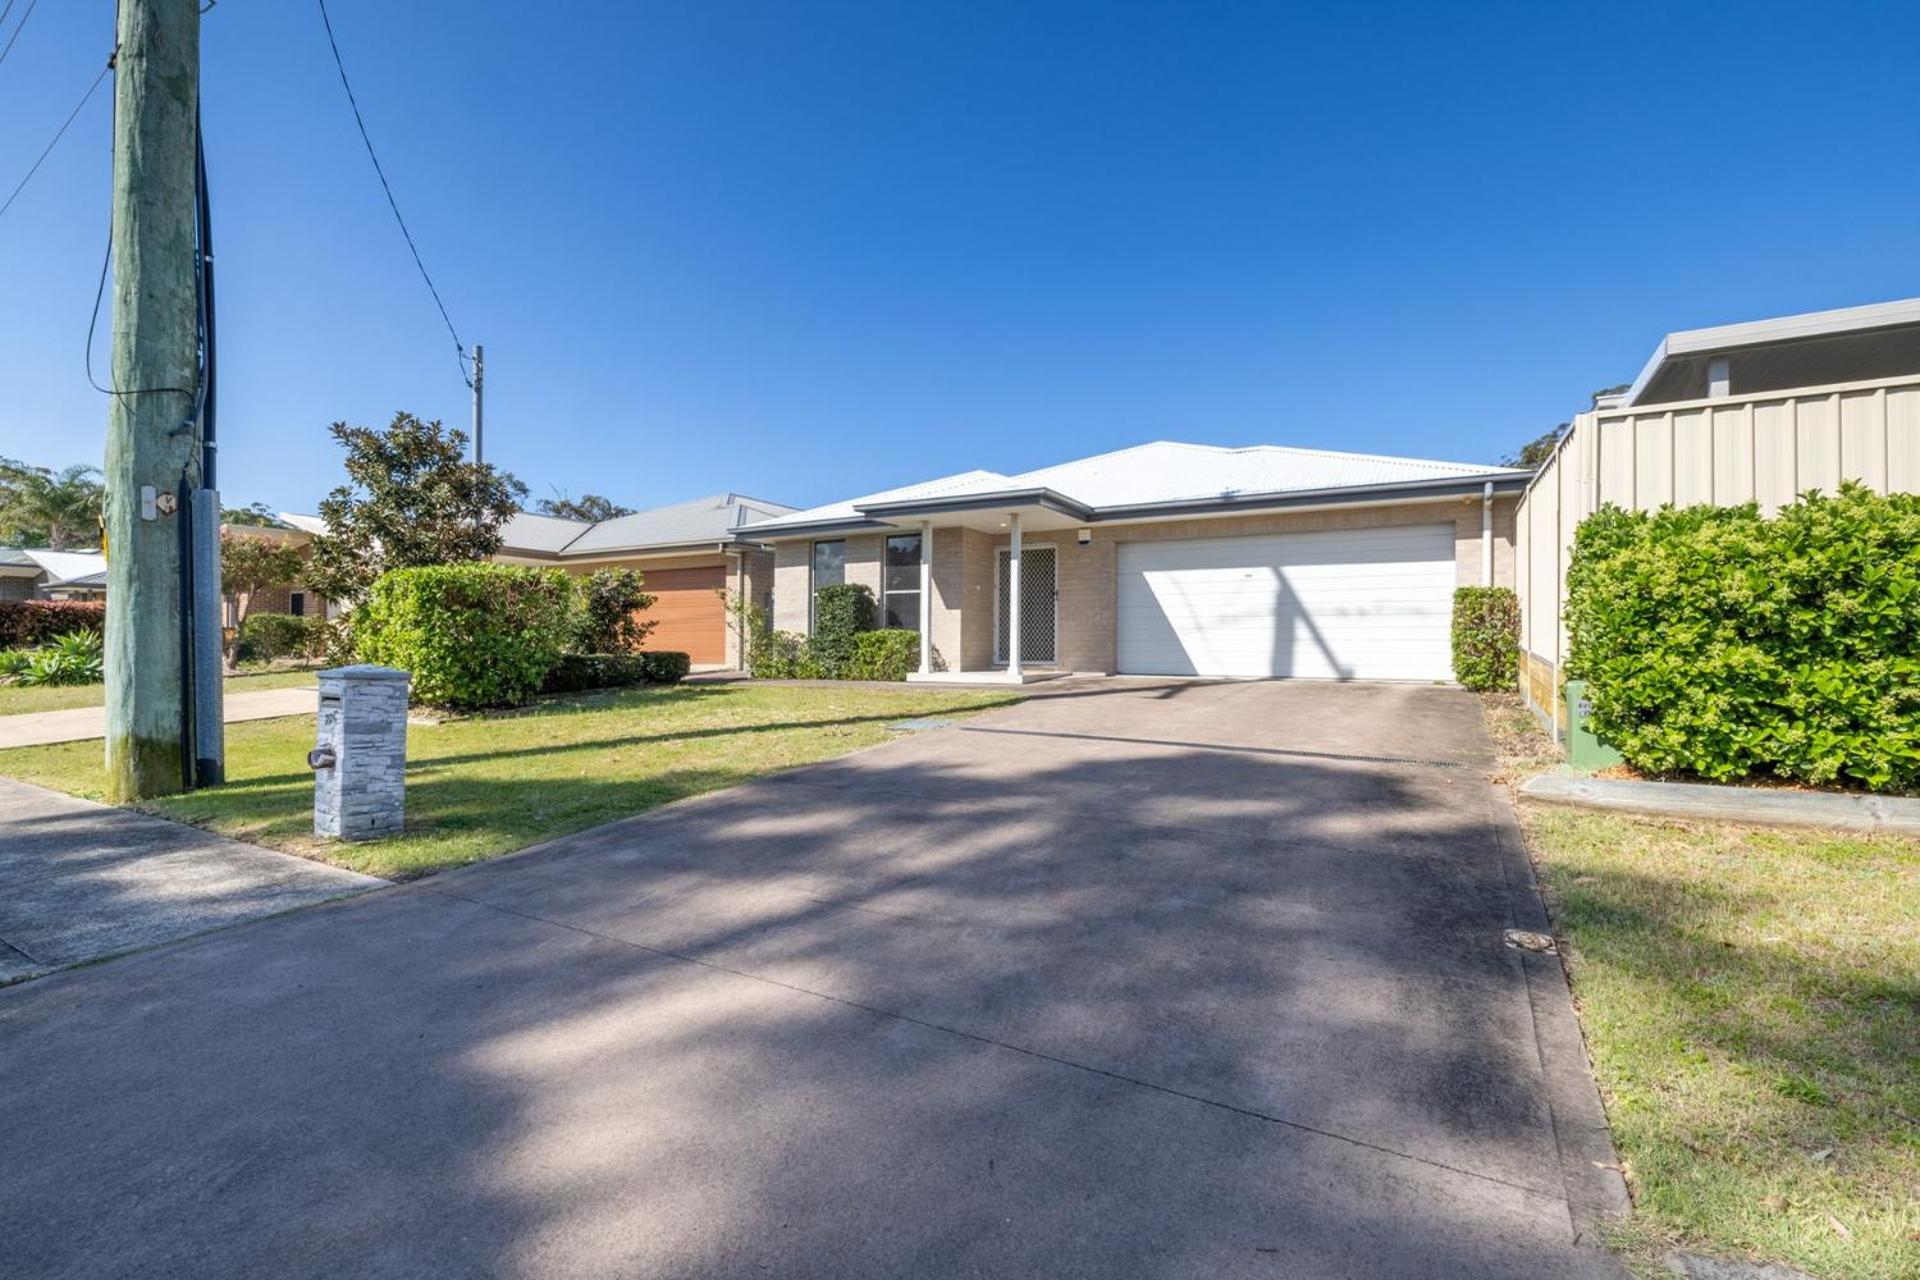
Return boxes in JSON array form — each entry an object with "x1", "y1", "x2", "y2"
[{"x1": 995, "y1": 545, "x2": 1058, "y2": 665}]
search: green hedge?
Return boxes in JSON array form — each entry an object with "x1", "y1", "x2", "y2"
[
  {"x1": 1565, "y1": 484, "x2": 1920, "y2": 791},
  {"x1": 750, "y1": 630, "x2": 820, "y2": 679},
  {"x1": 848, "y1": 628, "x2": 919, "y2": 681},
  {"x1": 0, "y1": 600, "x2": 105, "y2": 647},
  {"x1": 233, "y1": 612, "x2": 323, "y2": 664},
  {"x1": 810, "y1": 583, "x2": 875, "y2": 678},
  {"x1": 638, "y1": 650, "x2": 690, "y2": 684},
  {"x1": 356, "y1": 563, "x2": 577, "y2": 709},
  {"x1": 1451, "y1": 587, "x2": 1519, "y2": 691},
  {"x1": 540, "y1": 650, "x2": 688, "y2": 693}
]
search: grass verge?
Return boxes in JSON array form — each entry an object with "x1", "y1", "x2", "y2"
[
  {"x1": 1487, "y1": 695, "x2": 1920, "y2": 1279},
  {"x1": 0, "y1": 668, "x2": 320, "y2": 716},
  {"x1": 0, "y1": 682, "x2": 1019, "y2": 880}
]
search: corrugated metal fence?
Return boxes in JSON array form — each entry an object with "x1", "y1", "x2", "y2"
[{"x1": 1514, "y1": 373, "x2": 1920, "y2": 732}]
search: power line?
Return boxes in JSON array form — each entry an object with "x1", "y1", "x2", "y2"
[
  {"x1": 0, "y1": 51, "x2": 111, "y2": 222},
  {"x1": 0, "y1": 0, "x2": 38, "y2": 70},
  {"x1": 314, "y1": 0, "x2": 472, "y2": 389}
]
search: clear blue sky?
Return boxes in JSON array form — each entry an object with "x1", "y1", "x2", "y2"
[{"x1": 2, "y1": 1, "x2": 1915, "y2": 517}]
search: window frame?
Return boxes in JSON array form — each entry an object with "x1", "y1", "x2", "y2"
[
  {"x1": 809, "y1": 539, "x2": 846, "y2": 632},
  {"x1": 881, "y1": 532, "x2": 923, "y2": 633}
]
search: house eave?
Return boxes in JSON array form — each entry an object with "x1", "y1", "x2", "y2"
[
  {"x1": 855, "y1": 487, "x2": 1096, "y2": 522},
  {"x1": 1087, "y1": 473, "x2": 1530, "y2": 522}
]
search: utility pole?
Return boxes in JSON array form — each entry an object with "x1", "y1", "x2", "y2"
[
  {"x1": 471, "y1": 342, "x2": 484, "y2": 463},
  {"x1": 104, "y1": 0, "x2": 200, "y2": 802}
]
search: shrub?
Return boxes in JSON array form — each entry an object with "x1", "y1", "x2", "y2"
[
  {"x1": 637, "y1": 650, "x2": 690, "y2": 684},
  {"x1": 1564, "y1": 484, "x2": 1920, "y2": 791},
  {"x1": 0, "y1": 648, "x2": 28, "y2": 682},
  {"x1": 15, "y1": 629, "x2": 104, "y2": 687},
  {"x1": 1451, "y1": 587, "x2": 1519, "y2": 691},
  {"x1": 355, "y1": 563, "x2": 576, "y2": 709},
  {"x1": 0, "y1": 600, "x2": 104, "y2": 647},
  {"x1": 574, "y1": 568, "x2": 657, "y2": 655},
  {"x1": 233, "y1": 612, "x2": 309, "y2": 664},
  {"x1": 848, "y1": 628, "x2": 919, "y2": 681},
  {"x1": 810, "y1": 583, "x2": 875, "y2": 678},
  {"x1": 541, "y1": 653, "x2": 650, "y2": 693},
  {"x1": 750, "y1": 630, "x2": 819, "y2": 679}
]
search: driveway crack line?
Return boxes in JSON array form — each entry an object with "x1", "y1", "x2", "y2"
[{"x1": 422, "y1": 880, "x2": 1567, "y2": 1206}]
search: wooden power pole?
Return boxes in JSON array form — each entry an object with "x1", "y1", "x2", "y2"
[{"x1": 104, "y1": 0, "x2": 201, "y2": 802}]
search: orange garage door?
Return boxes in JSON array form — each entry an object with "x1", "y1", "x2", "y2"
[{"x1": 638, "y1": 565, "x2": 727, "y2": 664}]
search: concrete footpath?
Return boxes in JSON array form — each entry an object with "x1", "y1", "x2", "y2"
[
  {"x1": 0, "y1": 685, "x2": 316, "y2": 750},
  {"x1": 0, "y1": 776, "x2": 384, "y2": 984}
]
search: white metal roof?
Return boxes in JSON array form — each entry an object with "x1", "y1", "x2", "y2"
[
  {"x1": 747, "y1": 442, "x2": 1521, "y2": 534},
  {"x1": 0, "y1": 548, "x2": 109, "y2": 585}
]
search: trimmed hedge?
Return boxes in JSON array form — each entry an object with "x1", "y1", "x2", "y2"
[
  {"x1": 355, "y1": 563, "x2": 577, "y2": 709},
  {"x1": 0, "y1": 600, "x2": 105, "y2": 647},
  {"x1": 539, "y1": 650, "x2": 691, "y2": 694},
  {"x1": 810, "y1": 583, "x2": 875, "y2": 679},
  {"x1": 848, "y1": 628, "x2": 919, "y2": 681},
  {"x1": 1451, "y1": 587, "x2": 1519, "y2": 691},
  {"x1": 1564, "y1": 484, "x2": 1920, "y2": 791},
  {"x1": 233, "y1": 612, "x2": 316, "y2": 664},
  {"x1": 638, "y1": 650, "x2": 690, "y2": 684}
]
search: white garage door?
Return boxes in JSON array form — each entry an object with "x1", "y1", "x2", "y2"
[{"x1": 1116, "y1": 524, "x2": 1457, "y2": 680}]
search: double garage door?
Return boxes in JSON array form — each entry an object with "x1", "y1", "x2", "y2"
[{"x1": 1116, "y1": 524, "x2": 1456, "y2": 681}]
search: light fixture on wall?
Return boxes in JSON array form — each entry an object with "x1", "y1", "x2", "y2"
[{"x1": 1076, "y1": 528, "x2": 1092, "y2": 546}]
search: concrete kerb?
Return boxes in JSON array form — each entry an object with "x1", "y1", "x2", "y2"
[
  {"x1": 1485, "y1": 781, "x2": 1634, "y2": 1241},
  {"x1": 1521, "y1": 773, "x2": 1920, "y2": 834}
]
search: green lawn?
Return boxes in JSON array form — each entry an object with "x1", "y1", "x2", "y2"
[
  {"x1": 0, "y1": 682, "x2": 1019, "y2": 880},
  {"x1": 0, "y1": 668, "x2": 320, "y2": 716},
  {"x1": 1518, "y1": 801, "x2": 1919, "y2": 1279}
]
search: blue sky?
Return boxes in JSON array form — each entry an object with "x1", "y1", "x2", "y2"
[{"x1": 2, "y1": 1, "x2": 1915, "y2": 517}]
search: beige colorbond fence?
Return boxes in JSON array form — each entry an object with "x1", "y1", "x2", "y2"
[{"x1": 1514, "y1": 373, "x2": 1920, "y2": 733}]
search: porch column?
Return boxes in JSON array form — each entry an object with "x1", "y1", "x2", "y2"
[
  {"x1": 1006, "y1": 512, "x2": 1022, "y2": 679},
  {"x1": 918, "y1": 521, "x2": 932, "y2": 675}
]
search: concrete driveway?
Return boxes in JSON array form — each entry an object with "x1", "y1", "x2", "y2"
[{"x1": 0, "y1": 679, "x2": 1624, "y2": 1279}]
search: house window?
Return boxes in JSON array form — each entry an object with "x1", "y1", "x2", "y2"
[
  {"x1": 289, "y1": 592, "x2": 306, "y2": 618},
  {"x1": 810, "y1": 539, "x2": 845, "y2": 630},
  {"x1": 882, "y1": 533, "x2": 922, "y2": 632}
]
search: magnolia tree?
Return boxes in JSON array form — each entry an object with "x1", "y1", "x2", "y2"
[
  {"x1": 305, "y1": 412, "x2": 527, "y2": 607},
  {"x1": 219, "y1": 532, "x2": 307, "y2": 671}
]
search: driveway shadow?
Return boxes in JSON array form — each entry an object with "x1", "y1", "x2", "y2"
[{"x1": 0, "y1": 708, "x2": 1621, "y2": 1278}]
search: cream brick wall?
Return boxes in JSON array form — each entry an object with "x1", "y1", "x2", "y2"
[
  {"x1": 772, "y1": 541, "x2": 810, "y2": 633},
  {"x1": 765, "y1": 494, "x2": 1518, "y2": 673},
  {"x1": 725, "y1": 547, "x2": 775, "y2": 667},
  {"x1": 771, "y1": 534, "x2": 884, "y2": 636}
]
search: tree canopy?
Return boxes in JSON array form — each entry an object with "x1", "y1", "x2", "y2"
[
  {"x1": 220, "y1": 501, "x2": 290, "y2": 529},
  {"x1": 305, "y1": 412, "x2": 527, "y2": 606},
  {"x1": 0, "y1": 458, "x2": 105, "y2": 550},
  {"x1": 535, "y1": 491, "x2": 635, "y2": 522}
]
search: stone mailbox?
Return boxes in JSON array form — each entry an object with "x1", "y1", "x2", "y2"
[{"x1": 310, "y1": 664, "x2": 410, "y2": 840}]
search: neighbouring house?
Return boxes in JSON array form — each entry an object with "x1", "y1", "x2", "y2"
[
  {"x1": 1515, "y1": 296, "x2": 1920, "y2": 734},
  {"x1": 220, "y1": 522, "x2": 334, "y2": 625},
  {"x1": 284, "y1": 492, "x2": 795, "y2": 668},
  {"x1": 0, "y1": 548, "x2": 108, "y2": 601},
  {"x1": 742, "y1": 442, "x2": 1531, "y2": 682}
]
